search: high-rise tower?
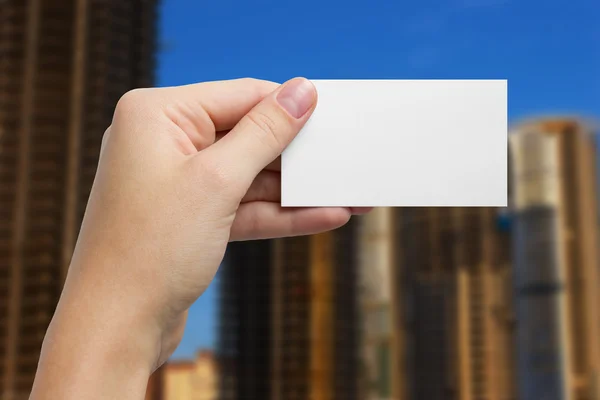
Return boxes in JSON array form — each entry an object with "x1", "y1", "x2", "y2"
[
  {"x1": 218, "y1": 221, "x2": 360, "y2": 400},
  {"x1": 0, "y1": 1, "x2": 158, "y2": 397},
  {"x1": 395, "y1": 207, "x2": 515, "y2": 400},
  {"x1": 218, "y1": 239, "x2": 273, "y2": 400},
  {"x1": 510, "y1": 118, "x2": 600, "y2": 400},
  {"x1": 358, "y1": 208, "x2": 397, "y2": 400}
]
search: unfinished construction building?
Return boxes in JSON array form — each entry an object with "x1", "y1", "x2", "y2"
[
  {"x1": 218, "y1": 221, "x2": 360, "y2": 400},
  {"x1": 389, "y1": 207, "x2": 516, "y2": 400},
  {"x1": 0, "y1": 1, "x2": 158, "y2": 398}
]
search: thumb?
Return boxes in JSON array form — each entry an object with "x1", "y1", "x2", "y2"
[{"x1": 200, "y1": 77, "x2": 317, "y2": 188}]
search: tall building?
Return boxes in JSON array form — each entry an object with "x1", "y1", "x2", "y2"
[
  {"x1": 218, "y1": 221, "x2": 360, "y2": 400},
  {"x1": 358, "y1": 208, "x2": 396, "y2": 400},
  {"x1": 0, "y1": 1, "x2": 158, "y2": 398},
  {"x1": 395, "y1": 207, "x2": 515, "y2": 400},
  {"x1": 218, "y1": 239, "x2": 273, "y2": 400},
  {"x1": 510, "y1": 118, "x2": 600, "y2": 400},
  {"x1": 359, "y1": 208, "x2": 515, "y2": 400}
]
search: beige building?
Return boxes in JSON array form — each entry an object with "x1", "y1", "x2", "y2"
[
  {"x1": 510, "y1": 118, "x2": 600, "y2": 400},
  {"x1": 358, "y1": 208, "x2": 395, "y2": 399},
  {"x1": 163, "y1": 351, "x2": 218, "y2": 400}
]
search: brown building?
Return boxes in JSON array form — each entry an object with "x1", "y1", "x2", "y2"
[
  {"x1": 0, "y1": 1, "x2": 158, "y2": 398},
  {"x1": 219, "y1": 221, "x2": 360, "y2": 400},
  {"x1": 359, "y1": 207, "x2": 515, "y2": 400},
  {"x1": 510, "y1": 118, "x2": 600, "y2": 400},
  {"x1": 393, "y1": 207, "x2": 516, "y2": 400}
]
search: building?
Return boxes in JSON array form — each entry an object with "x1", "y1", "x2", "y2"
[
  {"x1": 218, "y1": 239, "x2": 273, "y2": 400},
  {"x1": 510, "y1": 118, "x2": 600, "y2": 400},
  {"x1": 358, "y1": 208, "x2": 396, "y2": 399},
  {"x1": 0, "y1": 1, "x2": 158, "y2": 398},
  {"x1": 396, "y1": 207, "x2": 515, "y2": 400},
  {"x1": 218, "y1": 221, "x2": 360, "y2": 400},
  {"x1": 359, "y1": 208, "x2": 515, "y2": 400},
  {"x1": 162, "y1": 351, "x2": 218, "y2": 400}
]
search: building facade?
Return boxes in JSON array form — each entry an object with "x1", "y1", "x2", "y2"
[
  {"x1": 358, "y1": 207, "x2": 516, "y2": 400},
  {"x1": 358, "y1": 208, "x2": 396, "y2": 400},
  {"x1": 218, "y1": 221, "x2": 360, "y2": 400},
  {"x1": 510, "y1": 118, "x2": 600, "y2": 400},
  {"x1": 395, "y1": 207, "x2": 515, "y2": 400},
  {"x1": 218, "y1": 239, "x2": 273, "y2": 400},
  {"x1": 0, "y1": 1, "x2": 158, "y2": 397}
]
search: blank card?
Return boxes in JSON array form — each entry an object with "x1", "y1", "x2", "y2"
[{"x1": 281, "y1": 79, "x2": 507, "y2": 207}]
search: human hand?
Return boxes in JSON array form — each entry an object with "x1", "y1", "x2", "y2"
[{"x1": 31, "y1": 78, "x2": 369, "y2": 399}]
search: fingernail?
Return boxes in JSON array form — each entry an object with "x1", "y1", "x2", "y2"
[{"x1": 276, "y1": 78, "x2": 316, "y2": 119}]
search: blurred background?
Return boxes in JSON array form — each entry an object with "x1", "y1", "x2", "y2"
[{"x1": 0, "y1": 0, "x2": 598, "y2": 400}]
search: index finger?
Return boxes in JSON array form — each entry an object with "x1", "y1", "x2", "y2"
[
  {"x1": 216, "y1": 130, "x2": 281, "y2": 171},
  {"x1": 160, "y1": 78, "x2": 280, "y2": 132}
]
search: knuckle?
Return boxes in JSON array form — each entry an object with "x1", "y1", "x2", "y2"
[
  {"x1": 237, "y1": 77, "x2": 279, "y2": 98},
  {"x1": 114, "y1": 88, "x2": 151, "y2": 120},
  {"x1": 100, "y1": 126, "x2": 111, "y2": 148},
  {"x1": 245, "y1": 111, "x2": 283, "y2": 153},
  {"x1": 238, "y1": 77, "x2": 261, "y2": 86}
]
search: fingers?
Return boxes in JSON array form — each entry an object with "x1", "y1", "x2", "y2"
[
  {"x1": 218, "y1": 131, "x2": 281, "y2": 171},
  {"x1": 159, "y1": 78, "x2": 279, "y2": 132},
  {"x1": 242, "y1": 171, "x2": 280, "y2": 203},
  {"x1": 200, "y1": 77, "x2": 317, "y2": 192},
  {"x1": 114, "y1": 79, "x2": 279, "y2": 153},
  {"x1": 241, "y1": 173, "x2": 376, "y2": 210},
  {"x1": 230, "y1": 203, "x2": 351, "y2": 241}
]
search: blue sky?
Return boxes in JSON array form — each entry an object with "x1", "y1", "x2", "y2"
[{"x1": 158, "y1": 0, "x2": 599, "y2": 359}]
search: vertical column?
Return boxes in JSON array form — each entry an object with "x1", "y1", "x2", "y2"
[
  {"x1": 574, "y1": 131, "x2": 600, "y2": 397},
  {"x1": 271, "y1": 239, "x2": 283, "y2": 400},
  {"x1": 62, "y1": 0, "x2": 88, "y2": 279},
  {"x1": 480, "y1": 209, "x2": 497, "y2": 400},
  {"x1": 4, "y1": 0, "x2": 41, "y2": 397},
  {"x1": 360, "y1": 208, "x2": 395, "y2": 400},
  {"x1": 390, "y1": 208, "x2": 405, "y2": 400},
  {"x1": 454, "y1": 208, "x2": 473, "y2": 400},
  {"x1": 510, "y1": 129, "x2": 571, "y2": 400},
  {"x1": 310, "y1": 232, "x2": 333, "y2": 400}
]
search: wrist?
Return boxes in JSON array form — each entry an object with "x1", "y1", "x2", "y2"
[{"x1": 31, "y1": 259, "x2": 161, "y2": 399}]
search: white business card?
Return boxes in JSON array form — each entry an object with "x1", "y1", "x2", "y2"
[{"x1": 281, "y1": 79, "x2": 507, "y2": 207}]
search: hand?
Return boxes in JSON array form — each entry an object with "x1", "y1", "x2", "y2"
[{"x1": 30, "y1": 78, "x2": 369, "y2": 399}]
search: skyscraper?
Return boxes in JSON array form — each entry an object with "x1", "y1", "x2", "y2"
[
  {"x1": 358, "y1": 208, "x2": 396, "y2": 400},
  {"x1": 510, "y1": 118, "x2": 600, "y2": 400},
  {"x1": 395, "y1": 207, "x2": 515, "y2": 400},
  {"x1": 218, "y1": 239, "x2": 273, "y2": 400},
  {"x1": 0, "y1": 1, "x2": 158, "y2": 398},
  {"x1": 218, "y1": 221, "x2": 360, "y2": 400}
]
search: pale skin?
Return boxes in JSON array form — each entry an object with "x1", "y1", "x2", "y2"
[{"x1": 29, "y1": 77, "x2": 371, "y2": 399}]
